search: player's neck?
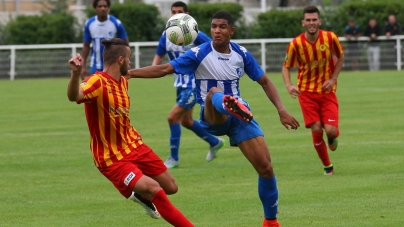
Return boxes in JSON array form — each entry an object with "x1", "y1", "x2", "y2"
[
  {"x1": 103, "y1": 66, "x2": 122, "y2": 81},
  {"x1": 97, "y1": 15, "x2": 108, "y2": 22},
  {"x1": 212, "y1": 43, "x2": 231, "y2": 54},
  {"x1": 305, "y1": 32, "x2": 319, "y2": 43}
]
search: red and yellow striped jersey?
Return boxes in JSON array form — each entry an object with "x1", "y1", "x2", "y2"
[
  {"x1": 283, "y1": 30, "x2": 344, "y2": 93},
  {"x1": 78, "y1": 72, "x2": 143, "y2": 168}
]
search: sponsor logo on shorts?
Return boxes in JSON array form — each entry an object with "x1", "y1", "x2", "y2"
[{"x1": 124, "y1": 172, "x2": 136, "y2": 186}]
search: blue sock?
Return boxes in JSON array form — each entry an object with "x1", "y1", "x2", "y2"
[
  {"x1": 169, "y1": 123, "x2": 181, "y2": 161},
  {"x1": 258, "y1": 176, "x2": 278, "y2": 219},
  {"x1": 211, "y1": 92, "x2": 232, "y2": 115},
  {"x1": 186, "y1": 120, "x2": 219, "y2": 147}
]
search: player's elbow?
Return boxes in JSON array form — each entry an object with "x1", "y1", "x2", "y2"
[{"x1": 67, "y1": 94, "x2": 77, "y2": 102}]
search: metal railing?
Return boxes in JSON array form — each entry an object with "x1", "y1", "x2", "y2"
[{"x1": 0, "y1": 35, "x2": 402, "y2": 80}]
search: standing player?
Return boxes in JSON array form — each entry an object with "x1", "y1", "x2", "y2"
[
  {"x1": 127, "y1": 11, "x2": 300, "y2": 227},
  {"x1": 67, "y1": 38, "x2": 194, "y2": 227},
  {"x1": 282, "y1": 5, "x2": 344, "y2": 175},
  {"x1": 81, "y1": 0, "x2": 129, "y2": 80},
  {"x1": 152, "y1": 1, "x2": 224, "y2": 168}
]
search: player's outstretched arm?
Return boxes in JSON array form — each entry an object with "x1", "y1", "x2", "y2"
[
  {"x1": 67, "y1": 53, "x2": 84, "y2": 102},
  {"x1": 127, "y1": 63, "x2": 175, "y2": 79},
  {"x1": 257, "y1": 74, "x2": 300, "y2": 130}
]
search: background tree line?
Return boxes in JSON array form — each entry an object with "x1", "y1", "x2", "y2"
[{"x1": 0, "y1": 0, "x2": 403, "y2": 45}]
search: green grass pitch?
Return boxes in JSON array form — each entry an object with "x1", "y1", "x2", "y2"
[{"x1": 0, "y1": 70, "x2": 403, "y2": 227}]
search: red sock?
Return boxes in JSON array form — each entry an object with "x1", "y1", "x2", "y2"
[
  {"x1": 312, "y1": 131, "x2": 332, "y2": 167},
  {"x1": 263, "y1": 219, "x2": 281, "y2": 227},
  {"x1": 151, "y1": 189, "x2": 194, "y2": 227}
]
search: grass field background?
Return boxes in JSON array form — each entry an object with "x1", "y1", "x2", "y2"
[{"x1": 0, "y1": 70, "x2": 403, "y2": 227}]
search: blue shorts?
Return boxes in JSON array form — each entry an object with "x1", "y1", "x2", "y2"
[
  {"x1": 176, "y1": 87, "x2": 197, "y2": 110},
  {"x1": 199, "y1": 105, "x2": 264, "y2": 146}
]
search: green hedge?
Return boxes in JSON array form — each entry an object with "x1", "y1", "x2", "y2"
[
  {"x1": 252, "y1": 0, "x2": 404, "y2": 38},
  {"x1": 2, "y1": 13, "x2": 78, "y2": 44},
  {"x1": 324, "y1": 0, "x2": 404, "y2": 36}
]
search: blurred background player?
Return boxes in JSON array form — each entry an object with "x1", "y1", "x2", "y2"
[
  {"x1": 364, "y1": 17, "x2": 381, "y2": 71},
  {"x1": 80, "y1": 0, "x2": 129, "y2": 80},
  {"x1": 344, "y1": 19, "x2": 361, "y2": 71},
  {"x1": 127, "y1": 11, "x2": 300, "y2": 227},
  {"x1": 68, "y1": 38, "x2": 194, "y2": 227},
  {"x1": 282, "y1": 5, "x2": 344, "y2": 175},
  {"x1": 152, "y1": 1, "x2": 224, "y2": 168}
]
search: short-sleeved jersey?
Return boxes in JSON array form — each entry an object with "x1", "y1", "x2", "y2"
[
  {"x1": 171, "y1": 41, "x2": 264, "y2": 104},
  {"x1": 77, "y1": 72, "x2": 143, "y2": 168},
  {"x1": 283, "y1": 30, "x2": 344, "y2": 94},
  {"x1": 83, "y1": 15, "x2": 128, "y2": 70},
  {"x1": 156, "y1": 31, "x2": 211, "y2": 89}
]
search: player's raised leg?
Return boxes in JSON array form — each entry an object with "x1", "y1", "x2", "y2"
[
  {"x1": 238, "y1": 136, "x2": 281, "y2": 227},
  {"x1": 322, "y1": 92, "x2": 340, "y2": 152},
  {"x1": 325, "y1": 124, "x2": 339, "y2": 151},
  {"x1": 205, "y1": 87, "x2": 252, "y2": 123}
]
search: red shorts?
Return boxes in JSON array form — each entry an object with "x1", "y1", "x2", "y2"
[
  {"x1": 298, "y1": 91, "x2": 339, "y2": 128},
  {"x1": 98, "y1": 143, "x2": 167, "y2": 198}
]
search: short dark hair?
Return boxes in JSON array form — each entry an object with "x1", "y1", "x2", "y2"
[
  {"x1": 212, "y1": 11, "x2": 234, "y2": 26},
  {"x1": 171, "y1": 1, "x2": 188, "y2": 12},
  {"x1": 93, "y1": 0, "x2": 110, "y2": 9},
  {"x1": 102, "y1": 38, "x2": 129, "y2": 65},
  {"x1": 303, "y1": 5, "x2": 320, "y2": 17}
]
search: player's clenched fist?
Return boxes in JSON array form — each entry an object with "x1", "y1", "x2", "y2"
[{"x1": 69, "y1": 53, "x2": 83, "y2": 73}]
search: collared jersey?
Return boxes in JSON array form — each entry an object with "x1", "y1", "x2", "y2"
[
  {"x1": 77, "y1": 72, "x2": 143, "y2": 168},
  {"x1": 83, "y1": 15, "x2": 128, "y2": 70},
  {"x1": 156, "y1": 30, "x2": 211, "y2": 89},
  {"x1": 283, "y1": 30, "x2": 344, "y2": 94},
  {"x1": 171, "y1": 41, "x2": 264, "y2": 104}
]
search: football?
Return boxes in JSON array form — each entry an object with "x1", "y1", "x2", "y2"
[{"x1": 165, "y1": 13, "x2": 198, "y2": 46}]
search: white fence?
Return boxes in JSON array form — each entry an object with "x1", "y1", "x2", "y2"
[{"x1": 0, "y1": 35, "x2": 403, "y2": 80}]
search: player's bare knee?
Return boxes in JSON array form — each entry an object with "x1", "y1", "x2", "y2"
[
  {"x1": 256, "y1": 162, "x2": 274, "y2": 178},
  {"x1": 163, "y1": 183, "x2": 178, "y2": 195},
  {"x1": 325, "y1": 126, "x2": 338, "y2": 139},
  {"x1": 167, "y1": 114, "x2": 179, "y2": 124}
]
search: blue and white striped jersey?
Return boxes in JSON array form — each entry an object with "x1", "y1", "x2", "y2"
[
  {"x1": 83, "y1": 15, "x2": 128, "y2": 70},
  {"x1": 156, "y1": 31, "x2": 211, "y2": 89},
  {"x1": 170, "y1": 42, "x2": 264, "y2": 104}
]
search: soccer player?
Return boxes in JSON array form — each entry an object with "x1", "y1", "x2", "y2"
[
  {"x1": 282, "y1": 5, "x2": 344, "y2": 175},
  {"x1": 67, "y1": 38, "x2": 194, "y2": 227},
  {"x1": 153, "y1": 1, "x2": 224, "y2": 168},
  {"x1": 127, "y1": 11, "x2": 300, "y2": 227},
  {"x1": 80, "y1": 0, "x2": 129, "y2": 80}
]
